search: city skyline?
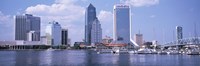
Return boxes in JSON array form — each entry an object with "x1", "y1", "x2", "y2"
[{"x1": 1, "y1": 0, "x2": 200, "y2": 44}]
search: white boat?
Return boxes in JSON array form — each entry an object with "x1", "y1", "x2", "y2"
[
  {"x1": 187, "y1": 50, "x2": 200, "y2": 55},
  {"x1": 167, "y1": 51, "x2": 180, "y2": 55},
  {"x1": 136, "y1": 48, "x2": 152, "y2": 54},
  {"x1": 186, "y1": 49, "x2": 200, "y2": 55},
  {"x1": 157, "y1": 51, "x2": 168, "y2": 55},
  {"x1": 128, "y1": 50, "x2": 136, "y2": 54}
]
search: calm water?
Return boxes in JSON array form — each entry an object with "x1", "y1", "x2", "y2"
[{"x1": 0, "y1": 50, "x2": 200, "y2": 66}]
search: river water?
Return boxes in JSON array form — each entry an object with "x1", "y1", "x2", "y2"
[{"x1": 0, "y1": 50, "x2": 200, "y2": 66}]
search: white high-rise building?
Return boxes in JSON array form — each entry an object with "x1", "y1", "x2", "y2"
[
  {"x1": 27, "y1": 31, "x2": 40, "y2": 41},
  {"x1": 45, "y1": 21, "x2": 62, "y2": 46},
  {"x1": 91, "y1": 18, "x2": 102, "y2": 44},
  {"x1": 113, "y1": 4, "x2": 138, "y2": 46}
]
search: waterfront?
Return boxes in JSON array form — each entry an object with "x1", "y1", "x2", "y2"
[{"x1": 0, "y1": 50, "x2": 200, "y2": 66}]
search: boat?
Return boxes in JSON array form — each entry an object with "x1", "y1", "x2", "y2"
[
  {"x1": 186, "y1": 49, "x2": 200, "y2": 55},
  {"x1": 97, "y1": 49, "x2": 113, "y2": 54},
  {"x1": 187, "y1": 50, "x2": 200, "y2": 55},
  {"x1": 128, "y1": 50, "x2": 136, "y2": 54},
  {"x1": 167, "y1": 51, "x2": 180, "y2": 55},
  {"x1": 158, "y1": 51, "x2": 168, "y2": 55},
  {"x1": 136, "y1": 48, "x2": 153, "y2": 54}
]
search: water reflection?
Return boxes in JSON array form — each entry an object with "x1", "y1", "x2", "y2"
[
  {"x1": 0, "y1": 51, "x2": 16, "y2": 66},
  {"x1": 118, "y1": 54, "x2": 130, "y2": 66},
  {"x1": 39, "y1": 50, "x2": 52, "y2": 65},
  {"x1": 15, "y1": 50, "x2": 40, "y2": 66},
  {"x1": 0, "y1": 50, "x2": 200, "y2": 66},
  {"x1": 65, "y1": 50, "x2": 88, "y2": 66}
]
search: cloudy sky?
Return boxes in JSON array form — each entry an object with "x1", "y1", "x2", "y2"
[{"x1": 0, "y1": 0, "x2": 200, "y2": 44}]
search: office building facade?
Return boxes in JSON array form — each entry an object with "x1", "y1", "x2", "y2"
[
  {"x1": 134, "y1": 33, "x2": 143, "y2": 46},
  {"x1": 45, "y1": 21, "x2": 62, "y2": 46},
  {"x1": 113, "y1": 4, "x2": 131, "y2": 44},
  {"x1": 85, "y1": 4, "x2": 98, "y2": 45},
  {"x1": 176, "y1": 26, "x2": 183, "y2": 44},
  {"x1": 27, "y1": 31, "x2": 40, "y2": 41},
  {"x1": 176, "y1": 26, "x2": 183, "y2": 40},
  {"x1": 91, "y1": 18, "x2": 102, "y2": 44},
  {"x1": 15, "y1": 14, "x2": 40, "y2": 41},
  {"x1": 61, "y1": 29, "x2": 68, "y2": 45}
]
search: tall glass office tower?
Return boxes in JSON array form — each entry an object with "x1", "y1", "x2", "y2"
[
  {"x1": 15, "y1": 14, "x2": 40, "y2": 41},
  {"x1": 113, "y1": 4, "x2": 138, "y2": 46},
  {"x1": 113, "y1": 4, "x2": 130, "y2": 44},
  {"x1": 85, "y1": 4, "x2": 97, "y2": 45},
  {"x1": 45, "y1": 21, "x2": 62, "y2": 46},
  {"x1": 176, "y1": 26, "x2": 183, "y2": 44},
  {"x1": 176, "y1": 26, "x2": 183, "y2": 40}
]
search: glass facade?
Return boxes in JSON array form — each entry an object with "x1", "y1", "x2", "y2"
[
  {"x1": 45, "y1": 21, "x2": 62, "y2": 46},
  {"x1": 91, "y1": 19, "x2": 102, "y2": 44},
  {"x1": 62, "y1": 29, "x2": 68, "y2": 45},
  {"x1": 85, "y1": 4, "x2": 97, "y2": 45},
  {"x1": 176, "y1": 26, "x2": 183, "y2": 40},
  {"x1": 113, "y1": 4, "x2": 131, "y2": 44},
  {"x1": 15, "y1": 14, "x2": 40, "y2": 41}
]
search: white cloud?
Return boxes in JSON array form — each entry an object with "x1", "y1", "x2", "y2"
[
  {"x1": 0, "y1": 11, "x2": 14, "y2": 40},
  {"x1": 98, "y1": 10, "x2": 113, "y2": 38},
  {"x1": 25, "y1": 0, "x2": 85, "y2": 43},
  {"x1": 98, "y1": 10, "x2": 113, "y2": 23},
  {"x1": 123, "y1": 0, "x2": 159, "y2": 7}
]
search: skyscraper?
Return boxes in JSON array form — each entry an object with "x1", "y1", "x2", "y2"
[
  {"x1": 45, "y1": 21, "x2": 62, "y2": 46},
  {"x1": 113, "y1": 4, "x2": 131, "y2": 44},
  {"x1": 85, "y1": 3, "x2": 98, "y2": 45},
  {"x1": 176, "y1": 26, "x2": 183, "y2": 44},
  {"x1": 134, "y1": 33, "x2": 143, "y2": 46},
  {"x1": 15, "y1": 14, "x2": 40, "y2": 41},
  {"x1": 91, "y1": 18, "x2": 102, "y2": 44},
  {"x1": 61, "y1": 29, "x2": 68, "y2": 45}
]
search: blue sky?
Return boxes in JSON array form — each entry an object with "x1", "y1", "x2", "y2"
[{"x1": 0, "y1": 0, "x2": 200, "y2": 44}]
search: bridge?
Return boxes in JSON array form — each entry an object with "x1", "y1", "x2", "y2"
[{"x1": 162, "y1": 37, "x2": 200, "y2": 47}]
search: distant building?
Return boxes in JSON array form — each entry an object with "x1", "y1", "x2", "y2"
[
  {"x1": 102, "y1": 36, "x2": 113, "y2": 44},
  {"x1": 134, "y1": 33, "x2": 143, "y2": 46},
  {"x1": 27, "y1": 31, "x2": 40, "y2": 41},
  {"x1": 143, "y1": 42, "x2": 153, "y2": 48},
  {"x1": 152, "y1": 40, "x2": 158, "y2": 46},
  {"x1": 85, "y1": 3, "x2": 98, "y2": 45},
  {"x1": 68, "y1": 38, "x2": 71, "y2": 46},
  {"x1": 176, "y1": 26, "x2": 183, "y2": 40},
  {"x1": 176, "y1": 26, "x2": 183, "y2": 44},
  {"x1": 45, "y1": 21, "x2": 62, "y2": 46},
  {"x1": 40, "y1": 36, "x2": 47, "y2": 45},
  {"x1": 113, "y1": 4, "x2": 138, "y2": 46},
  {"x1": 0, "y1": 40, "x2": 49, "y2": 50},
  {"x1": 91, "y1": 19, "x2": 102, "y2": 44},
  {"x1": 15, "y1": 14, "x2": 40, "y2": 41},
  {"x1": 0, "y1": 40, "x2": 44, "y2": 45},
  {"x1": 61, "y1": 29, "x2": 68, "y2": 45}
]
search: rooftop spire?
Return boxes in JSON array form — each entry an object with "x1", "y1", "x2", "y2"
[{"x1": 88, "y1": 3, "x2": 94, "y2": 8}]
